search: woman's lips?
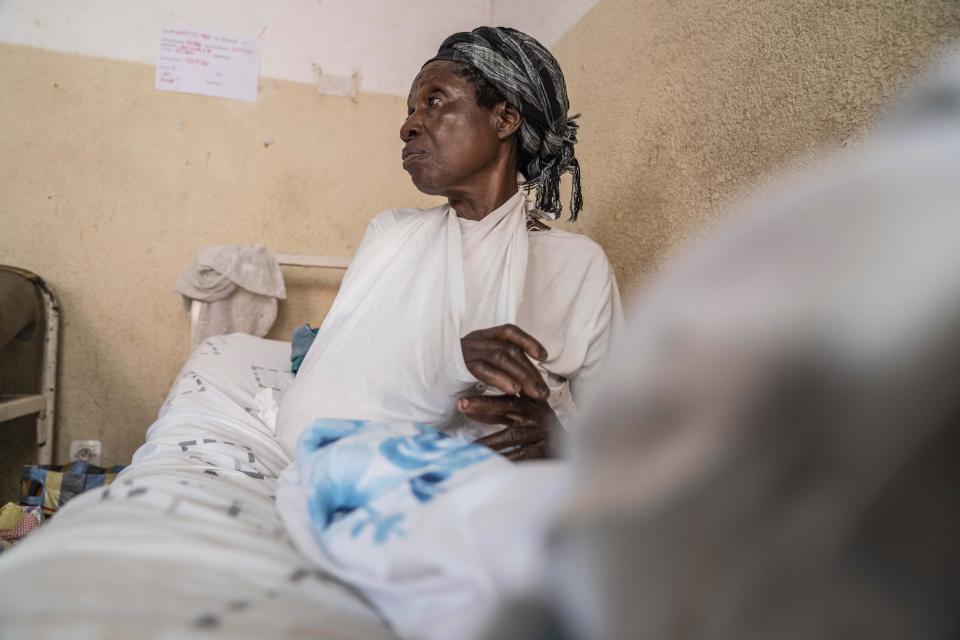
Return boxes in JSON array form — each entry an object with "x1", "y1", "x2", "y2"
[{"x1": 402, "y1": 149, "x2": 426, "y2": 168}]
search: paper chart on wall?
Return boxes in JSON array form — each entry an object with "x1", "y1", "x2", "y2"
[{"x1": 156, "y1": 26, "x2": 259, "y2": 102}]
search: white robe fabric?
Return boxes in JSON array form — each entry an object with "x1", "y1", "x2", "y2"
[
  {"x1": 277, "y1": 192, "x2": 526, "y2": 456},
  {"x1": 276, "y1": 191, "x2": 623, "y2": 455}
]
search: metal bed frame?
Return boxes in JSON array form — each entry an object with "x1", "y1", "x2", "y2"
[
  {"x1": 0, "y1": 254, "x2": 346, "y2": 466},
  {"x1": 0, "y1": 271, "x2": 59, "y2": 465},
  {"x1": 188, "y1": 253, "x2": 350, "y2": 348}
]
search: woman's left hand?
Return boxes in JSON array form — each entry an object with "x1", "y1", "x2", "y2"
[{"x1": 458, "y1": 394, "x2": 559, "y2": 461}]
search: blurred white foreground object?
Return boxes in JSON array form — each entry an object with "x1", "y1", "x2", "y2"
[{"x1": 482, "y1": 47, "x2": 960, "y2": 640}]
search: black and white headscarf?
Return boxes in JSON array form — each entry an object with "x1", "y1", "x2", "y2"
[{"x1": 429, "y1": 26, "x2": 584, "y2": 221}]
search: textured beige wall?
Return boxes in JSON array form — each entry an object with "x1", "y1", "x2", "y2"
[
  {"x1": 550, "y1": 0, "x2": 960, "y2": 288},
  {"x1": 2, "y1": 0, "x2": 959, "y2": 466},
  {"x1": 0, "y1": 43, "x2": 438, "y2": 464}
]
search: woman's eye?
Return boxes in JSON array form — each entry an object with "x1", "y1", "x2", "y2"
[{"x1": 427, "y1": 96, "x2": 440, "y2": 108}]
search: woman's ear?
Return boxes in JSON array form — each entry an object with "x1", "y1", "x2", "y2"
[{"x1": 493, "y1": 102, "x2": 522, "y2": 140}]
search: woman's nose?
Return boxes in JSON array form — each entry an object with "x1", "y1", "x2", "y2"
[{"x1": 400, "y1": 112, "x2": 420, "y2": 142}]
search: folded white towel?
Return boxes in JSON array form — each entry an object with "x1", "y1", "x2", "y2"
[
  {"x1": 176, "y1": 244, "x2": 286, "y2": 301},
  {"x1": 176, "y1": 245, "x2": 286, "y2": 347}
]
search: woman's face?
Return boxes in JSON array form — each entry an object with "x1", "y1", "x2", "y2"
[{"x1": 400, "y1": 60, "x2": 503, "y2": 196}]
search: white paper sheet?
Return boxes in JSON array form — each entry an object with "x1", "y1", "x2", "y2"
[{"x1": 156, "y1": 26, "x2": 259, "y2": 102}]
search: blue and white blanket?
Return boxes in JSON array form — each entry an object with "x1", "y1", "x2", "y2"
[{"x1": 277, "y1": 419, "x2": 565, "y2": 640}]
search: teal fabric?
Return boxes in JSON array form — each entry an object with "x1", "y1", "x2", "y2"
[{"x1": 291, "y1": 323, "x2": 319, "y2": 375}]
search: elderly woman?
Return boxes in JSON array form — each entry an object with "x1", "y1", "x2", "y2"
[
  {"x1": 275, "y1": 27, "x2": 622, "y2": 460},
  {"x1": 273, "y1": 26, "x2": 622, "y2": 640}
]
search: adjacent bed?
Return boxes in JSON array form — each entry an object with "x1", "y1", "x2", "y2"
[
  {"x1": 0, "y1": 333, "x2": 391, "y2": 638},
  {"x1": 0, "y1": 254, "x2": 394, "y2": 637}
]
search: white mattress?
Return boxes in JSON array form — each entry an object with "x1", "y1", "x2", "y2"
[{"x1": 0, "y1": 334, "x2": 392, "y2": 639}]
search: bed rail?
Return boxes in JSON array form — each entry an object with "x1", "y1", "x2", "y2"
[
  {"x1": 0, "y1": 267, "x2": 59, "y2": 465},
  {"x1": 188, "y1": 253, "x2": 350, "y2": 349},
  {"x1": 275, "y1": 254, "x2": 351, "y2": 269}
]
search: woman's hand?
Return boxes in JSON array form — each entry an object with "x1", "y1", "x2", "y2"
[
  {"x1": 459, "y1": 324, "x2": 558, "y2": 460},
  {"x1": 458, "y1": 394, "x2": 558, "y2": 460}
]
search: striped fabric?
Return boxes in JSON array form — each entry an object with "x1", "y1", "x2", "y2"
[
  {"x1": 430, "y1": 26, "x2": 584, "y2": 221},
  {"x1": 20, "y1": 462, "x2": 125, "y2": 515}
]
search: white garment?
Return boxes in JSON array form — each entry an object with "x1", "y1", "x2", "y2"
[
  {"x1": 276, "y1": 192, "x2": 622, "y2": 457},
  {"x1": 273, "y1": 192, "x2": 620, "y2": 638}
]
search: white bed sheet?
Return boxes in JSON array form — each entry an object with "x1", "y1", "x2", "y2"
[{"x1": 0, "y1": 334, "x2": 392, "y2": 640}]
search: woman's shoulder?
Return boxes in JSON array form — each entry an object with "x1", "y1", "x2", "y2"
[
  {"x1": 528, "y1": 227, "x2": 613, "y2": 274},
  {"x1": 355, "y1": 204, "x2": 447, "y2": 256},
  {"x1": 525, "y1": 228, "x2": 617, "y2": 317},
  {"x1": 367, "y1": 203, "x2": 447, "y2": 233}
]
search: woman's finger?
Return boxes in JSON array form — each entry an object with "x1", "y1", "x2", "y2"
[
  {"x1": 471, "y1": 339, "x2": 548, "y2": 399},
  {"x1": 461, "y1": 413, "x2": 510, "y2": 426},
  {"x1": 457, "y1": 397, "x2": 518, "y2": 425},
  {"x1": 458, "y1": 395, "x2": 524, "y2": 418},
  {"x1": 465, "y1": 360, "x2": 524, "y2": 395},
  {"x1": 474, "y1": 424, "x2": 543, "y2": 450},
  {"x1": 505, "y1": 441, "x2": 549, "y2": 461},
  {"x1": 488, "y1": 324, "x2": 548, "y2": 361}
]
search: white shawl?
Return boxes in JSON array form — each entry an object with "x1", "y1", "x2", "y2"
[{"x1": 276, "y1": 192, "x2": 530, "y2": 457}]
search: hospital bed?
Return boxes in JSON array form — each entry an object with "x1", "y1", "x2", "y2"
[{"x1": 0, "y1": 255, "x2": 396, "y2": 639}]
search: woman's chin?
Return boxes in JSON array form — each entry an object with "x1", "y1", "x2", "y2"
[{"x1": 407, "y1": 172, "x2": 443, "y2": 196}]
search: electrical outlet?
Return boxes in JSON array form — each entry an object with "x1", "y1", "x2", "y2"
[{"x1": 69, "y1": 440, "x2": 102, "y2": 466}]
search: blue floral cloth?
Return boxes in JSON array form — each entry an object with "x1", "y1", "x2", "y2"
[
  {"x1": 297, "y1": 419, "x2": 495, "y2": 545},
  {"x1": 279, "y1": 417, "x2": 562, "y2": 640}
]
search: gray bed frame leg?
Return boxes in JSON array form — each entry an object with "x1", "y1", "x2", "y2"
[{"x1": 36, "y1": 282, "x2": 59, "y2": 466}]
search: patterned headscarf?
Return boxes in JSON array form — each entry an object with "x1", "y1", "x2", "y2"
[{"x1": 429, "y1": 27, "x2": 583, "y2": 221}]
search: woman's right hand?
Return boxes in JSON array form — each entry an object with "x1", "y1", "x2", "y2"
[
  {"x1": 459, "y1": 325, "x2": 556, "y2": 460},
  {"x1": 460, "y1": 324, "x2": 550, "y2": 400}
]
